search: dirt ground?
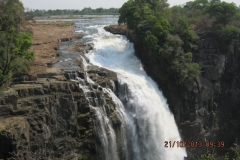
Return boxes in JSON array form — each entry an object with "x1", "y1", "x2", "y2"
[{"x1": 27, "y1": 21, "x2": 82, "y2": 75}]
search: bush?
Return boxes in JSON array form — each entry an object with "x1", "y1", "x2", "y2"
[
  {"x1": 172, "y1": 60, "x2": 201, "y2": 84},
  {"x1": 145, "y1": 34, "x2": 159, "y2": 51},
  {"x1": 153, "y1": 23, "x2": 168, "y2": 40},
  {"x1": 200, "y1": 153, "x2": 215, "y2": 160},
  {"x1": 219, "y1": 25, "x2": 240, "y2": 45}
]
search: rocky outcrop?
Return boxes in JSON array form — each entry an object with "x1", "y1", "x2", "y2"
[
  {"x1": 104, "y1": 25, "x2": 127, "y2": 35},
  {"x1": 57, "y1": 35, "x2": 83, "y2": 43},
  {"x1": 104, "y1": 25, "x2": 136, "y2": 42},
  {"x1": 105, "y1": 25, "x2": 240, "y2": 158},
  {"x1": 0, "y1": 55, "x2": 122, "y2": 159}
]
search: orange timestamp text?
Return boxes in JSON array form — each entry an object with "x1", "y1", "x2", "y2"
[{"x1": 164, "y1": 141, "x2": 225, "y2": 148}]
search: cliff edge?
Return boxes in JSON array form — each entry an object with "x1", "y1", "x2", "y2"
[{"x1": 105, "y1": 25, "x2": 240, "y2": 158}]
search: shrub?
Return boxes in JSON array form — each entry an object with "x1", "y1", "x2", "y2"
[
  {"x1": 145, "y1": 34, "x2": 159, "y2": 51},
  {"x1": 219, "y1": 25, "x2": 240, "y2": 45}
]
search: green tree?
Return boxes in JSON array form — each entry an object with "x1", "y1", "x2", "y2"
[
  {"x1": 0, "y1": 0, "x2": 34, "y2": 93},
  {"x1": 184, "y1": 0, "x2": 209, "y2": 10},
  {"x1": 219, "y1": 25, "x2": 240, "y2": 45},
  {"x1": 96, "y1": 7, "x2": 104, "y2": 13},
  {"x1": 145, "y1": 34, "x2": 159, "y2": 51},
  {"x1": 0, "y1": 0, "x2": 25, "y2": 32},
  {"x1": 206, "y1": 1, "x2": 238, "y2": 26},
  {"x1": 153, "y1": 18, "x2": 170, "y2": 42},
  {"x1": 174, "y1": 18, "x2": 198, "y2": 52},
  {"x1": 0, "y1": 32, "x2": 34, "y2": 89},
  {"x1": 167, "y1": 5, "x2": 186, "y2": 25},
  {"x1": 158, "y1": 34, "x2": 201, "y2": 85},
  {"x1": 118, "y1": 0, "x2": 141, "y2": 29}
]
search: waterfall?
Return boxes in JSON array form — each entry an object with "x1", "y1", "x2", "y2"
[
  {"x1": 69, "y1": 60, "x2": 127, "y2": 160},
  {"x1": 84, "y1": 26, "x2": 187, "y2": 160}
]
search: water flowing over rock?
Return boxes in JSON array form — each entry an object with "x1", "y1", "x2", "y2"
[
  {"x1": 0, "y1": 17, "x2": 186, "y2": 160},
  {"x1": 0, "y1": 55, "x2": 126, "y2": 159},
  {"x1": 86, "y1": 25, "x2": 186, "y2": 159},
  {"x1": 105, "y1": 25, "x2": 240, "y2": 158}
]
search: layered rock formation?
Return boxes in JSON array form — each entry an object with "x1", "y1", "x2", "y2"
[
  {"x1": 105, "y1": 25, "x2": 240, "y2": 158},
  {"x1": 0, "y1": 54, "x2": 123, "y2": 159}
]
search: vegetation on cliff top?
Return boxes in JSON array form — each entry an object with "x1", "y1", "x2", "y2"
[
  {"x1": 118, "y1": 0, "x2": 240, "y2": 87},
  {"x1": 0, "y1": 0, "x2": 34, "y2": 94}
]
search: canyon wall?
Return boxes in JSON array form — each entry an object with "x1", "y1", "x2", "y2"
[
  {"x1": 0, "y1": 62, "x2": 123, "y2": 159},
  {"x1": 105, "y1": 25, "x2": 240, "y2": 158}
]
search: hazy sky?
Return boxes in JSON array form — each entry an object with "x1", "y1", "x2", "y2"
[{"x1": 20, "y1": 0, "x2": 240, "y2": 10}]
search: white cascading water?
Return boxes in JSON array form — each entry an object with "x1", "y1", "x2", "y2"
[
  {"x1": 74, "y1": 54, "x2": 127, "y2": 160},
  {"x1": 74, "y1": 69, "x2": 125, "y2": 160},
  {"x1": 90, "y1": 102, "x2": 119, "y2": 160},
  {"x1": 84, "y1": 25, "x2": 187, "y2": 160}
]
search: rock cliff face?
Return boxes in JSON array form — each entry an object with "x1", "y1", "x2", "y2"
[
  {"x1": 0, "y1": 56, "x2": 123, "y2": 159},
  {"x1": 105, "y1": 25, "x2": 240, "y2": 158}
]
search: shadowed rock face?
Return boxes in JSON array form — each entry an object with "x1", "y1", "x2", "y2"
[
  {"x1": 0, "y1": 58, "x2": 122, "y2": 160},
  {"x1": 105, "y1": 25, "x2": 240, "y2": 157}
]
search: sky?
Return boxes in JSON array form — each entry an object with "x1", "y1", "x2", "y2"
[{"x1": 20, "y1": 0, "x2": 240, "y2": 10}]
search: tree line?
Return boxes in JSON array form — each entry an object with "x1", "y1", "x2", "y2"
[
  {"x1": 29, "y1": 7, "x2": 119, "y2": 16},
  {"x1": 0, "y1": 0, "x2": 34, "y2": 94}
]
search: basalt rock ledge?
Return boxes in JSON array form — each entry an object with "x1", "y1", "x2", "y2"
[{"x1": 0, "y1": 56, "x2": 122, "y2": 159}]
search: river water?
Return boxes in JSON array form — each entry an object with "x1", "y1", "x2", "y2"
[{"x1": 72, "y1": 15, "x2": 186, "y2": 160}]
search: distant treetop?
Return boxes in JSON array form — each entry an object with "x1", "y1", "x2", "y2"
[{"x1": 28, "y1": 8, "x2": 119, "y2": 16}]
